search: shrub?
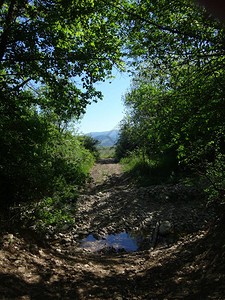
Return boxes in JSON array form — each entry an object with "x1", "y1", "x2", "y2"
[{"x1": 78, "y1": 135, "x2": 100, "y2": 160}]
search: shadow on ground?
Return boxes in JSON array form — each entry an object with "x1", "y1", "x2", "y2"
[{"x1": 0, "y1": 227, "x2": 224, "y2": 299}]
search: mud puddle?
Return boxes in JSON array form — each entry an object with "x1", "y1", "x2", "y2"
[{"x1": 80, "y1": 230, "x2": 177, "y2": 253}]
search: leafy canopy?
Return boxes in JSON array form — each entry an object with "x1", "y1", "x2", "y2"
[
  {"x1": 0, "y1": 0, "x2": 126, "y2": 119},
  {"x1": 115, "y1": 1, "x2": 225, "y2": 200}
]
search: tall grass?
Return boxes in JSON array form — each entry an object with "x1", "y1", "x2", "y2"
[
  {"x1": 120, "y1": 151, "x2": 181, "y2": 186},
  {"x1": 98, "y1": 146, "x2": 116, "y2": 158}
]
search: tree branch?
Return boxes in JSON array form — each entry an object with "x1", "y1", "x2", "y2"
[
  {"x1": 0, "y1": 0, "x2": 18, "y2": 62},
  {"x1": 102, "y1": 0, "x2": 201, "y2": 39},
  {"x1": 1, "y1": 55, "x2": 110, "y2": 63},
  {"x1": 12, "y1": 77, "x2": 32, "y2": 91}
]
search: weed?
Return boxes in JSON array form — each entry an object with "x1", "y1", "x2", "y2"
[
  {"x1": 98, "y1": 146, "x2": 116, "y2": 158},
  {"x1": 121, "y1": 153, "x2": 182, "y2": 186}
]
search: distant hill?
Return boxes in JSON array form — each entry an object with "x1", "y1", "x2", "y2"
[{"x1": 87, "y1": 130, "x2": 119, "y2": 147}]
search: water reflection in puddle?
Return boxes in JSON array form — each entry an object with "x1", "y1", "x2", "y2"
[
  {"x1": 80, "y1": 231, "x2": 174, "y2": 253},
  {"x1": 80, "y1": 232, "x2": 139, "y2": 252}
]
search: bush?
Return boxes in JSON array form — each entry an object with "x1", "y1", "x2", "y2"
[
  {"x1": 78, "y1": 135, "x2": 100, "y2": 160},
  {"x1": 0, "y1": 99, "x2": 96, "y2": 233},
  {"x1": 0, "y1": 103, "x2": 52, "y2": 207},
  {"x1": 121, "y1": 149, "x2": 182, "y2": 186},
  {"x1": 18, "y1": 189, "x2": 78, "y2": 235},
  {"x1": 98, "y1": 146, "x2": 115, "y2": 158}
]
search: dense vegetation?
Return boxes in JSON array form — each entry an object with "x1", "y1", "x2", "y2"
[
  {"x1": 115, "y1": 1, "x2": 225, "y2": 208},
  {"x1": 0, "y1": 0, "x2": 125, "y2": 230},
  {"x1": 1, "y1": 0, "x2": 225, "y2": 231},
  {"x1": 99, "y1": 146, "x2": 116, "y2": 158}
]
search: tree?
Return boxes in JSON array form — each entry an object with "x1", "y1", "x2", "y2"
[
  {"x1": 118, "y1": 21, "x2": 225, "y2": 200},
  {"x1": 0, "y1": 0, "x2": 126, "y2": 119},
  {"x1": 0, "y1": 0, "x2": 127, "y2": 208},
  {"x1": 115, "y1": 117, "x2": 140, "y2": 161},
  {"x1": 78, "y1": 135, "x2": 100, "y2": 159},
  {"x1": 1, "y1": 0, "x2": 225, "y2": 208}
]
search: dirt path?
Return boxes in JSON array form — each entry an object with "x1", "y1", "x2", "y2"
[
  {"x1": 72, "y1": 159, "x2": 214, "y2": 249},
  {"x1": 0, "y1": 159, "x2": 224, "y2": 299},
  {"x1": 90, "y1": 158, "x2": 123, "y2": 184}
]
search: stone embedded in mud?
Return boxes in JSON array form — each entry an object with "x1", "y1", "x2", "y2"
[
  {"x1": 159, "y1": 221, "x2": 172, "y2": 236},
  {"x1": 92, "y1": 232, "x2": 99, "y2": 240},
  {"x1": 61, "y1": 224, "x2": 70, "y2": 232}
]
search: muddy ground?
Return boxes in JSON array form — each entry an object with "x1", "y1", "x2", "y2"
[{"x1": 0, "y1": 159, "x2": 225, "y2": 299}]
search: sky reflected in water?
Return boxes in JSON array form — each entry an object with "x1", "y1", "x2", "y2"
[{"x1": 80, "y1": 231, "x2": 151, "y2": 252}]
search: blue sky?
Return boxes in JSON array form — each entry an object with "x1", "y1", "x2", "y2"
[{"x1": 78, "y1": 70, "x2": 131, "y2": 134}]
